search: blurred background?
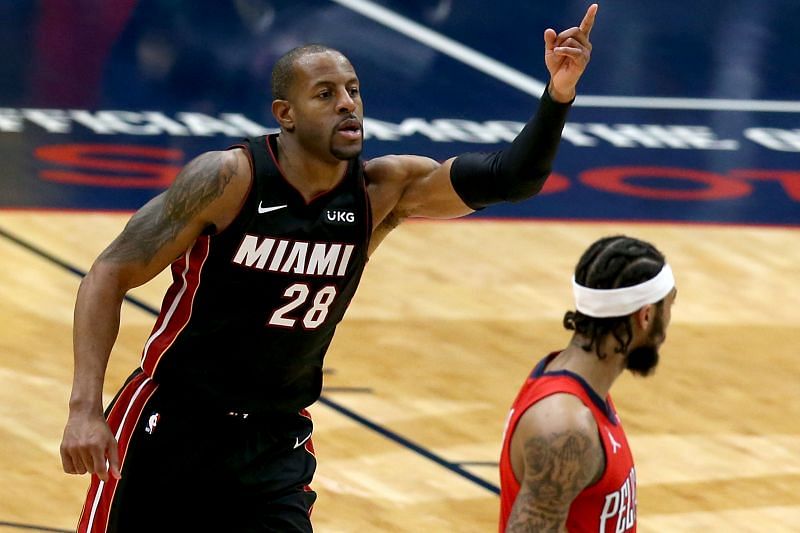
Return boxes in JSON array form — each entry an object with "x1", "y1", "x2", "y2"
[{"x1": 2, "y1": 0, "x2": 799, "y2": 223}]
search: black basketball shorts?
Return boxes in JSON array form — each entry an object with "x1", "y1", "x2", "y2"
[{"x1": 77, "y1": 370, "x2": 317, "y2": 532}]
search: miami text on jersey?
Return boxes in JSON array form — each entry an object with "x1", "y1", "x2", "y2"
[{"x1": 233, "y1": 234, "x2": 355, "y2": 277}]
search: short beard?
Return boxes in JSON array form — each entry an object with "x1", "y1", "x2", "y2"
[
  {"x1": 625, "y1": 309, "x2": 665, "y2": 376},
  {"x1": 330, "y1": 144, "x2": 362, "y2": 160}
]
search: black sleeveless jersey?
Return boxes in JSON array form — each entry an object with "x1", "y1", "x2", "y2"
[{"x1": 140, "y1": 134, "x2": 371, "y2": 414}]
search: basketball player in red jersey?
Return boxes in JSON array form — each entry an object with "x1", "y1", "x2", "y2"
[
  {"x1": 61, "y1": 5, "x2": 598, "y2": 531},
  {"x1": 499, "y1": 235, "x2": 677, "y2": 532}
]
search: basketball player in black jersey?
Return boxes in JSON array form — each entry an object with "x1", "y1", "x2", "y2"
[{"x1": 61, "y1": 5, "x2": 598, "y2": 531}]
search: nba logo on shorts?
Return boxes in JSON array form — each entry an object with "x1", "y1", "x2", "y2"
[{"x1": 145, "y1": 412, "x2": 160, "y2": 434}]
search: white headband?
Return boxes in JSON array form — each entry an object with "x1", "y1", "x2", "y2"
[{"x1": 572, "y1": 264, "x2": 675, "y2": 318}]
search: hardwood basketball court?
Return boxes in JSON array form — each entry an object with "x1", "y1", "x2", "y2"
[{"x1": 1, "y1": 212, "x2": 798, "y2": 531}]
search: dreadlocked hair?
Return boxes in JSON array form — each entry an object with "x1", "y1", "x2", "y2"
[{"x1": 563, "y1": 235, "x2": 666, "y2": 359}]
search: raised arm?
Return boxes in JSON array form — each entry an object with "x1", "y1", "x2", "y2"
[
  {"x1": 506, "y1": 394, "x2": 604, "y2": 532},
  {"x1": 366, "y1": 4, "x2": 597, "y2": 250},
  {"x1": 60, "y1": 148, "x2": 250, "y2": 481}
]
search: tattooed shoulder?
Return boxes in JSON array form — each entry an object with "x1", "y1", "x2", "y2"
[
  {"x1": 100, "y1": 150, "x2": 240, "y2": 264},
  {"x1": 162, "y1": 150, "x2": 240, "y2": 222},
  {"x1": 522, "y1": 427, "x2": 601, "y2": 497},
  {"x1": 506, "y1": 421, "x2": 603, "y2": 532}
]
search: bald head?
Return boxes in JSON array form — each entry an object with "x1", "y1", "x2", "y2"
[{"x1": 271, "y1": 45, "x2": 350, "y2": 100}]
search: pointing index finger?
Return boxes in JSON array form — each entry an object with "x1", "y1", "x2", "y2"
[{"x1": 580, "y1": 3, "x2": 599, "y2": 38}]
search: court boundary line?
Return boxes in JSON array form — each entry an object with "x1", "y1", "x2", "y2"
[
  {"x1": 0, "y1": 226, "x2": 158, "y2": 315},
  {"x1": 0, "y1": 225, "x2": 501, "y2": 497},
  {"x1": 331, "y1": 0, "x2": 800, "y2": 113},
  {"x1": 318, "y1": 397, "x2": 500, "y2": 494}
]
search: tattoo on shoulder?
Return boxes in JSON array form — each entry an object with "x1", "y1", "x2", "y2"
[
  {"x1": 100, "y1": 151, "x2": 239, "y2": 264},
  {"x1": 506, "y1": 429, "x2": 601, "y2": 532},
  {"x1": 161, "y1": 150, "x2": 238, "y2": 227}
]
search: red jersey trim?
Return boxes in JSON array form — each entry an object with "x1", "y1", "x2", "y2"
[
  {"x1": 359, "y1": 160, "x2": 373, "y2": 253},
  {"x1": 140, "y1": 236, "x2": 211, "y2": 375},
  {"x1": 77, "y1": 372, "x2": 158, "y2": 532},
  {"x1": 298, "y1": 408, "x2": 317, "y2": 518}
]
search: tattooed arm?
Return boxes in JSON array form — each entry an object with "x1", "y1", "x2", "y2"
[
  {"x1": 60, "y1": 148, "x2": 250, "y2": 481},
  {"x1": 506, "y1": 394, "x2": 604, "y2": 532}
]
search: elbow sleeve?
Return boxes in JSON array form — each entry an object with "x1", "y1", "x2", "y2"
[{"x1": 450, "y1": 88, "x2": 572, "y2": 210}]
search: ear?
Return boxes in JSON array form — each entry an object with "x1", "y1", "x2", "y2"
[
  {"x1": 634, "y1": 304, "x2": 654, "y2": 332},
  {"x1": 272, "y1": 100, "x2": 295, "y2": 132}
]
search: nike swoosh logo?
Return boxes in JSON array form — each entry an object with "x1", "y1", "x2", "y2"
[
  {"x1": 258, "y1": 203, "x2": 287, "y2": 214},
  {"x1": 294, "y1": 432, "x2": 312, "y2": 449}
]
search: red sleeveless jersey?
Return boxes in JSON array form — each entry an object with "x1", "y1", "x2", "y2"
[{"x1": 499, "y1": 353, "x2": 637, "y2": 532}]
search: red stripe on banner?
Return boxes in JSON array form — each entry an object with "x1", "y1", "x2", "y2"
[
  {"x1": 77, "y1": 373, "x2": 157, "y2": 532},
  {"x1": 141, "y1": 236, "x2": 210, "y2": 375}
]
